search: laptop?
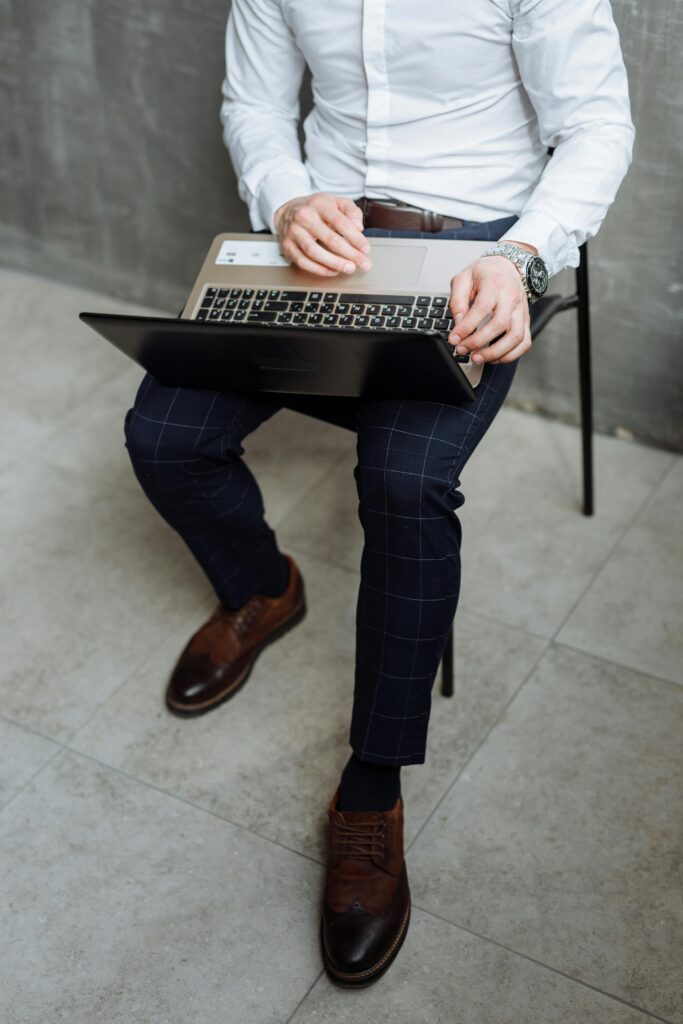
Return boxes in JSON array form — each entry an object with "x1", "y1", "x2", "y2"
[{"x1": 80, "y1": 231, "x2": 496, "y2": 404}]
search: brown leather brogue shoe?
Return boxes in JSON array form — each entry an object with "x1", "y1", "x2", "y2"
[
  {"x1": 165, "y1": 554, "x2": 305, "y2": 715},
  {"x1": 321, "y1": 789, "x2": 411, "y2": 988}
]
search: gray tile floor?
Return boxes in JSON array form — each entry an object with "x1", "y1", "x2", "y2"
[{"x1": 1, "y1": 267, "x2": 681, "y2": 1023}]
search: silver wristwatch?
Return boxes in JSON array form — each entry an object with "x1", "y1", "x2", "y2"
[{"x1": 481, "y1": 242, "x2": 549, "y2": 303}]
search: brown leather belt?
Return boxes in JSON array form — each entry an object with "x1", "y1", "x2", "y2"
[{"x1": 354, "y1": 196, "x2": 466, "y2": 232}]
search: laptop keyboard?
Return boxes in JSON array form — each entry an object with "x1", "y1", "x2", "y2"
[{"x1": 193, "y1": 285, "x2": 470, "y2": 362}]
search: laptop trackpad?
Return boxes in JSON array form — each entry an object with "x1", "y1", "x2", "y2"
[{"x1": 362, "y1": 245, "x2": 428, "y2": 288}]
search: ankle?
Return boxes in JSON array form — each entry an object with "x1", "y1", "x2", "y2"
[{"x1": 337, "y1": 753, "x2": 401, "y2": 813}]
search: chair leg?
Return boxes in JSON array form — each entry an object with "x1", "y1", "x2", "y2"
[
  {"x1": 441, "y1": 627, "x2": 454, "y2": 697},
  {"x1": 576, "y1": 244, "x2": 594, "y2": 516}
]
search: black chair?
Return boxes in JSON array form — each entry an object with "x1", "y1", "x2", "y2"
[{"x1": 281, "y1": 240, "x2": 594, "y2": 698}]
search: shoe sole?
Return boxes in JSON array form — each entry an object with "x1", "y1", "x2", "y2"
[
  {"x1": 165, "y1": 595, "x2": 307, "y2": 717},
  {"x1": 320, "y1": 900, "x2": 411, "y2": 989}
]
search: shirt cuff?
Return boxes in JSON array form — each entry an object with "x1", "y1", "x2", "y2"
[
  {"x1": 499, "y1": 210, "x2": 581, "y2": 279},
  {"x1": 253, "y1": 166, "x2": 315, "y2": 235}
]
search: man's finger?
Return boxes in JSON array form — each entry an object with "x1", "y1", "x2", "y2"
[
  {"x1": 281, "y1": 237, "x2": 338, "y2": 277},
  {"x1": 337, "y1": 196, "x2": 366, "y2": 231},
  {"x1": 289, "y1": 223, "x2": 360, "y2": 274},
  {"x1": 325, "y1": 199, "x2": 371, "y2": 259},
  {"x1": 448, "y1": 287, "x2": 496, "y2": 346},
  {"x1": 472, "y1": 304, "x2": 527, "y2": 364},
  {"x1": 307, "y1": 210, "x2": 372, "y2": 268},
  {"x1": 465, "y1": 297, "x2": 520, "y2": 353},
  {"x1": 449, "y1": 270, "x2": 474, "y2": 332},
  {"x1": 492, "y1": 324, "x2": 533, "y2": 364}
]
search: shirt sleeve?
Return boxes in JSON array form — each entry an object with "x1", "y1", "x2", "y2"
[
  {"x1": 502, "y1": 0, "x2": 636, "y2": 278},
  {"x1": 220, "y1": 0, "x2": 313, "y2": 234}
]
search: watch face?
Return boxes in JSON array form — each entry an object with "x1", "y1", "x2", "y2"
[{"x1": 527, "y1": 256, "x2": 549, "y2": 297}]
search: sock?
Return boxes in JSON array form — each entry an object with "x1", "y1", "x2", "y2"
[
  {"x1": 337, "y1": 753, "x2": 401, "y2": 812},
  {"x1": 258, "y1": 553, "x2": 290, "y2": 599}
]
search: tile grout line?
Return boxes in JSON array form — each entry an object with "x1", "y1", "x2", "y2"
[
  {"x1": 59, "y1": 744, "x2": 329, "y2": 869},
  {"x1": 0, "y1": 740, "x2": 66, "y2": 819},
  {"x1": 546, "y1": 452, "x2": 679, "y2": 647},
  {"x1": 411, "y1": 901, "x2": 677, "y2": 1024},
  {"x1": 552, "y1": 638, "x2": 683, "y2": 690},
  {"x1": 405, "y1": 636, "x2": 551, "y2": 854},
  {"x1": 283, "y1": 969, "x2": 326, "y2": 1024}
]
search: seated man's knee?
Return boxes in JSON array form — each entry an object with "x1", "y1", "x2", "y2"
[{"x1": 123, "y1": 377, "x2": 239, "y2": 486}]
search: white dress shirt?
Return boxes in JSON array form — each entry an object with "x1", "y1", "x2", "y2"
[{"x1": 220, "y1": 0, "x2": 635, "y2": 278}]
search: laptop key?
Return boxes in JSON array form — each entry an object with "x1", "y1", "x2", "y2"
[
  {"x1": 239, "y1": 299, "x2": 250, "y2": 309},
  {"x1": 201, "y1": 296, "x2": 213, "y2": 308},
  {"x1": 355, "y1": 315, "x2": 369, "y2": 327},
  {"x1": 350, "y1": 304, "x2": 365, "y2": 315},
  {"x1": 432, "y1": 296, "x2": 448, "y2": 307},
  {"x1": 269, "y1": 289, "x2": 280, "y2": 298},
  {"x1": 227, "y1": 298, "x2": 238, "y2": 309},
  {"x1": 339, "y1": 315, "x2": 354, "y2": 326},
  {"x1": 381, "y1": 305, "x2": 397, "y2": 316},
  {"x1": 278, "y1": 312, "x2": 293, "y2": 323},
  {"x1": 310, "y1": 292, "x2": 323, "y2": 301},
  {"x1": 233, "y1": 311, "x2": 246, "y2": 321},
  {"x1": 221, "y1": 309, "x2": 233, "y2": 320},
  {"x1": 321, "y1": 302, "x2": 335, "y2": 313},
  {"x1": 265, "y1": 300, "x2": 287, "y2": 311},
  {"x1": 281, "y1": 290, "x2": 307, "y2": 301},
  {"x1": 252, "y1": 300, "x2": 264, "y2": 311},
  {"x1": 247, "y1": 311, "x2": 277, "y2": 322},
  {"x1": 206, "y1": 287, "x2": 217, "y2": 298},
  {"x1": 403, "y1": 317, "x2": 417, "y2": 328},
  {"x1": 196, "y1": 309, "x2": 208, "y2": 320},
  {"x1": 214, "y1": 298, "x2": 225, "y2": 309},
  {"x1": 324, "y1": 292, "x2": 337, "y2": 302},
  {"x1": 309, "y1": 313, "x2": 323, "y2": 325},
  {"x1": 218, "y1": 288, "x2": 229, "y2": 298},
  {"x1": 209, "y1": 309, "x2": 221, "y2": 320},
  {"x1": 397, "y1": 307, "x2": 414, "y2": 317},
  {"x1": 336, "y1": 303, "x2": 349, "y2": 314},
  {"x1": 339, "y1": 293, "x2": 415, "y2": 304},
  {"x1": 418, "y1": 318, "x2": 433, "y2": 329},
  {"x1": 231, "y1": 287, "x2": 242, "y2": 297},
  {"x1": 416, "y1": 295, "x2": 430, "y2": 306},
  {"x1": 243, "y1": 288, "x2": 254, "y2": 298},
  {"x1": 386, "y1": 316, "x2": 401, "y2": 328},
  {"x1": 256, "y1": 289, "x2": 268, "y2": 299},
  {"x1": 305, "y1": 302, "x2": 319, "y2": 313},
  {"x1": 370, "y1": 315, "x2": 385, "y2": 327},
  {"x1": 367, "y1": 304, "x2": 381, "y2": 315},
  {"x1": 324, "y1": 314, "x2": 338, "y2": 325},
  {"x1": 434, "y1": 318, "x2": 451, "y2": 330}
]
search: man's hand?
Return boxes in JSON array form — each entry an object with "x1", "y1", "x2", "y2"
[
  {"x1": 273, "y1": 193, "x2": 372, "y2": 277},
  {"x1": 448, "y1": 240, "x2": 537, "y2": 365}
]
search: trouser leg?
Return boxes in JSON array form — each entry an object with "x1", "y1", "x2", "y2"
[
  {"x1": 124, "y1": 373, "x2": 287, "y2": 608},
  {"x1": 349, "y1": 359, "x2": 518, "y2": 766}
]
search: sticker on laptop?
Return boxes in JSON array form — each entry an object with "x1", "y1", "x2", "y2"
[{"x1": 215, "y1": 240, "x2": 291, "y2": 267}]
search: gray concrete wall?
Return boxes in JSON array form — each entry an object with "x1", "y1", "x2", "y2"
[{"x1": 1, "y1": 0, "x2": 681, "y2": 450}]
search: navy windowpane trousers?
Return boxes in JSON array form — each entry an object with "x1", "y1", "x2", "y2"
[{"x1": 124, "y1": 213, "x2": 523, "y2": 766}]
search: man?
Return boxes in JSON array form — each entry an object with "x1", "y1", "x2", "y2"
[{"x1": 124, "y1": 0, "x2": 634, "y2": 988}]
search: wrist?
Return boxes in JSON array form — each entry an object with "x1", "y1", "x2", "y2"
[{"x1": 498, "y1": 238, "x2": 538, "y2": 256}]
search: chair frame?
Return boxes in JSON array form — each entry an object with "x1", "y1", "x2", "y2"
[{"x1": 440, "y1": 239, "x2": 594, "y2": 697}]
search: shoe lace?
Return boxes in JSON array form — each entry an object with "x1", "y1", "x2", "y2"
[
  {"x1": 333, "y1": 819, "x2": 386, "y2": 859},
  {"x1": 217, "y1": 597, "x2": 266, "y2": 640}
]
